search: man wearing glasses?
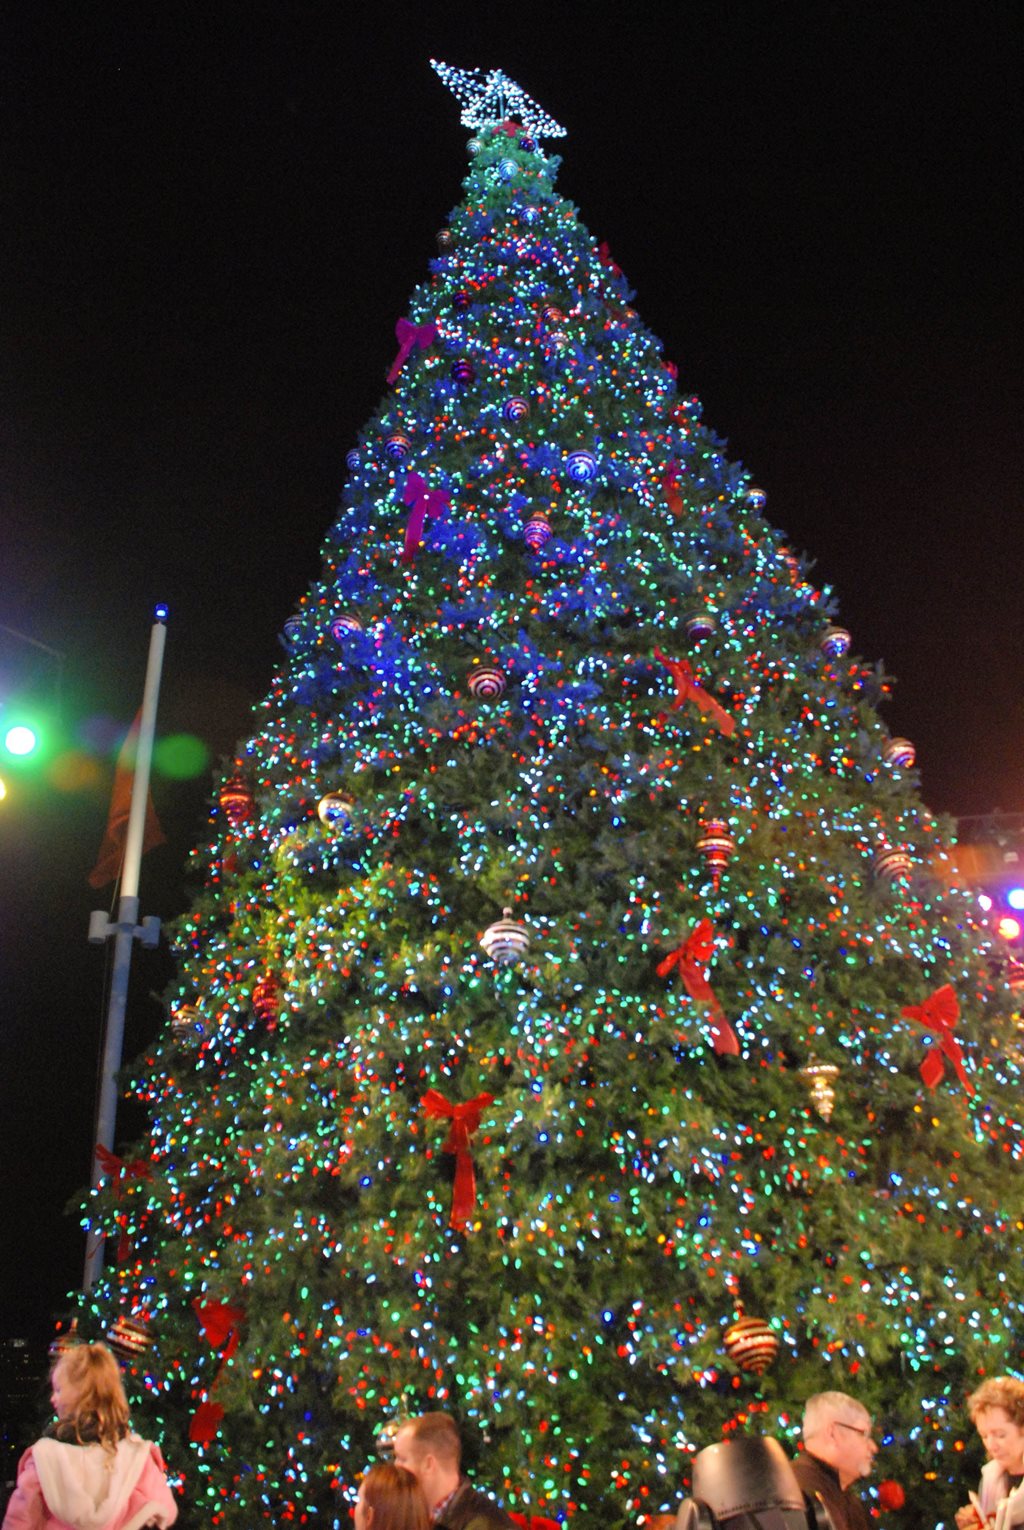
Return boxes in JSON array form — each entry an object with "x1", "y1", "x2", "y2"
[{"x1": 792, "y1": 1391, "x2": 878, "y2": 1530}]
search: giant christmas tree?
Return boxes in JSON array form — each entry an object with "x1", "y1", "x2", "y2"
[{"x1": 78, "y1": 62, "x2": 1023, "y2": 1530}]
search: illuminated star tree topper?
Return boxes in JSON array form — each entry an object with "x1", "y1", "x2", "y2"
[{"x1": 430, "y1": 58, "x2": 567, "y2": 139}]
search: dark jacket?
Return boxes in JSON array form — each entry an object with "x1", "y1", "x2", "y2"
[
  {"x1": 792, "y1": 1452, "x2": 870, "y2": 1530},
  {"x1": 436, "y1": 1480, "x2": 513, "y2": 1530}
]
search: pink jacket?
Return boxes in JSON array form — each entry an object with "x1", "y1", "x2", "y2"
[{"x1": 1, "y1": 1435, "x2": 177, "y2": 1530}]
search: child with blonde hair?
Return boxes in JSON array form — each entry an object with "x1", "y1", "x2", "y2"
[{"x1": 2, "y1": 1341, "x2": 177, "y2": 1530}]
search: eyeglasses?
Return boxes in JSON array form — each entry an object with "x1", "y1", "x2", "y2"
[{"x1": 833, "y1": 1420, "x2": 873, "y2": 1440}]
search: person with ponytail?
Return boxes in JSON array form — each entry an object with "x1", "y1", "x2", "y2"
[{"x1": 2, "y1": 1341, "x2": 177, "y2": 1530}]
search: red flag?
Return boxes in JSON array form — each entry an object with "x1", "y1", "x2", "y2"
[{"x1": 87, "y1": 711, "x2": 164, "y2": 888}]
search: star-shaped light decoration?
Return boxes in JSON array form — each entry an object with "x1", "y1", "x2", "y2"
[{"x1": 430, "y1": 59, "x2": 567, "y2": 139}]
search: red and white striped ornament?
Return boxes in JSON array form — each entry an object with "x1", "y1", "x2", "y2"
[
  {"x1": 331, "y1": 614, "x2": 363, "y2": 639},
  {"x1": 696, "y1": 819, "x2": 736, "y2": 886},
  {"x1": 219, "y1": 777, "x2": 253, "y2": 829},
  {"x1": 723, "y1": 1307, "x2": 779, "y2": 1375},
  {"x1": 107, "y1": 1314, "x2": 153, "y2": 1362},
  {"x1": 685, "y1": 610, "x2": 717, "y2": 641},
  {"x1": 252, "y1": 974, "x2": 281, "y2": 1026},
  {"x1": 884, "y1": 737, "x2": 916, "y2": 769},
  {"x1": 468, "y1": 663, "x2": 507, "y2": 699},
  {"x1": 820, "y1": 625, "x2": 851, "y2": 659},
  {"x1": 480, "y1": 908, "x2": 530, "y2": 966},
  {"x1": 524, "y1": 511, "x2": 552, "y2": 550},
  {"x1": 873, "y1": 845, "x2": 913, "y2": 884}
]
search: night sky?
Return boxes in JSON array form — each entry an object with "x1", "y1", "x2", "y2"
[{"x1": 1, "y1": 3, "x2": 1020, "y2": 1349}]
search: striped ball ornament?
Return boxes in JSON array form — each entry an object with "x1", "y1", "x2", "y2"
[
  {"x1": 820, "y1": 625, "x2": 851, "y2": 659},
  {"x1": 468, "y1": 663, "x2": 507, "y2": 699},
  {"x1": 480, "y1": 907, "x2": 530, "y2": 966},
  {"x1": 252, "y1": 974, "x2": 281, "y2": 1026},
  {"x1": 696, "y1": 819, "x2": 736, "y2": 882},
  {"x1": 107, "y1": 1315, "x2": 153, "y2": 1362},
  {"x1": 884, "y1": 737, "x2": 916, "y2": 769},
  {"x1": 503, "y1": 396, "x2": 530, "y2": 421},
  {"x1": 384, "y1": 432, "x2": 411, "y2": 461},
  {"x1": 873, "y1": 845, "x2": 913, "y2": 884},
  {"x1": 346, "y1": 449, "x2": 360, "y2": 471},
  {"x1": 436, "y1": 228, "x2": 454, "y2": 251},
  {"x1": 219, "y1": 776, "x2": 253, "y2": 829},
  {"x1": 685, "y1": 610, "x2": 716, "y2": 641},
  {"x1": 565, "y1": 449, "x2": 598, "y2": 483},
  {"x1": 746, "y1": 485, "x2": 768, "y2": 510},
  {"x1": 331, "y1": 614, "x2": 363, "y2": 639},
  {"x1": 723, "y1": 1309, "x2": 779, "y2": 1375},
  {"x1": 524, "y1": 511, "x2": 552, "y2": 550},
  {"x1": 451, "y1": 358, "x2": 475, "y2": 385}
]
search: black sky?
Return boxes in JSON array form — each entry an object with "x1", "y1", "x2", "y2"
[{"x1": 1, "y1": 2, "x2": 1021, "y2": 1345}]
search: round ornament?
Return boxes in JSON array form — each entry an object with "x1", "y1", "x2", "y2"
[
  {"x1": 696, "y1": 819, "x2": 736, "y2": 885},
  {"x1": 384, "y1": 432, "x2": 411, "y2": 462},
  {"x1": 878, "y1": 1481, "x2": 906, "y2": 1512},
  {"x1": 522, "y1": 207, "x2": 540, "y2": 225},
  {"x1": 480, "y1": 907, "x2": 530, "y2": 966},
  {"x1": 345, "y1": 449, "x2": 360, "y2": 471},
  {"x1": 453, "y1": 291, "x2": 471, "y2": 311},
  {"x1": 519, "y1": 136, "x2": 536, "y2": 152},
  {"x1": 820, "y1": 626, "x2": 851, "y2": 659},
  {"x1": 171, "y1": 1003, "x2": 204, "y2": 1044},
  {"x1": 798, "y1": 1057, "x2": 840, "y2": 1122},
  {"x1": 1006, "y1": 958, "x2": 1024, "y2": 991},
  {"x1": 252, "y1": 974, "x2": 281, "y2": 1026},
  {"x1": 723, "y1": 1307, "x2": 779, "y2": 1376},
  {"x1": 451, "y1": 358, "x2": 475, "y2": 385},
  {"x1": 503, "y1": 396, "x2": 530, "y2": 421},
  {"x1": 873, "y1": 845, "x2": 913, "y2": 884},
  {"x1": 779, "y1": 546, "x2": 801, "y2": 576},
  {"x1": 746, "y1": 486, "x2": 767, "y2": 511},
  {"x1": 317, "y1": 791, "x2": 355, "y2": 828},
  {"x1": 436, "y1": 228, "x2": 454, "y2": 251},
  {"x1": 467, "y1": 137, "x2": 482, "y2": 154},
  {"x1": 468, "y1": 663, "x2": 507, "y2": 699},
  {"x1": 542, "y1": 305, "x2": 565, "y2": 325},
  {"x1": 524, "y1": 511, "x2": 552, "y2": 551},
  {"x1": 498, "y1": 157, "x2": 517, "y2": 182},
  {"x1": 49, "y1": 1320, "x2": 81, "y2": 1361},
  {"x1": 685, "y1": 610, "x2": 716, "y2": 641},
  {"x1": 565, "y1": 449, "x2": 597, "y2": 484},
  {"x1": 107, "y1": 1314, "x2": 153, "y2": 1362},
  {"x1": 548, "y1": 331, "x2": 569, "y2": 351},
  {"x1": 219, "y1": 777, "x2": 252, "y2": 829},
  {"x1": 331, "y1": 614, "x2": 363, "y2": 639},
  {"x1": 884, "y1": 737, "x2": 916, "y2": 769},
  {"x1": 283, "y1": 615, "x2": 303, "y2": 645}
]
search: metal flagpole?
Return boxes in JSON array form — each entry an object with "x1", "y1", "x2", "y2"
[{"x1": 83, "y1": 606, "x2": 167, "y2": 1293}]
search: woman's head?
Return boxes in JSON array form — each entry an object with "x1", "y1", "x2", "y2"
[
  {"x1": 968, "y1": 1377, "x2": 1024, "y2": 1474},
  {"x1": 355, "y1": 1463, "x2": 429, "y2": 1530},
  {"x1": 50, "y1": 1343, "x2": 130, "y2": 1450}
]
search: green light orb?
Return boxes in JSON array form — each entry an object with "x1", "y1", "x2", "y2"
[{"x1": 154, "y1": 732, "x2": 210, "y2": 779}]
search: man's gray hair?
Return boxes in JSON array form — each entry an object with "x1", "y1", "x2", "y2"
[{"x1": 802, "y1": 1390, "x2": 871, "y2": 1440}]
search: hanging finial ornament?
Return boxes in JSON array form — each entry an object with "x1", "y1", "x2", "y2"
[{"x1": 430, "y1": 60, "x2": 567, "y2": 139}]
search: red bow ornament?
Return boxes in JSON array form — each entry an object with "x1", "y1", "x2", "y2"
[
  {"x1": 653, "y1": 650, "x2": 735, "y2": 737},
  {"x1": 401, "y1": 472, "x2": 450, "y2": 564},
  {"x1": 190, "y1": 1298, "x2": 244, "y2": 1445},
  {"x1": 597, "y1": 241, "x2": 623, "y2": 278},
  {"x1": 421, "y1": 1090, "x2": 494, "y2": 1228},
  {"x1": 657, "y1": 919, "x2": 739, "y2": 1056},
  {"x1": 387, "y1": 318, "x2": 438, "y2": 385},
  {"x1": 902, "y1": 983, "x2": 973, "y2": 1094},
  {"x1": 95, "y1": 1146, "x2": 152, "y2": 1263},
  {"x1": 663, "y1": 459, "x2": 683, "y2": 515}
]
